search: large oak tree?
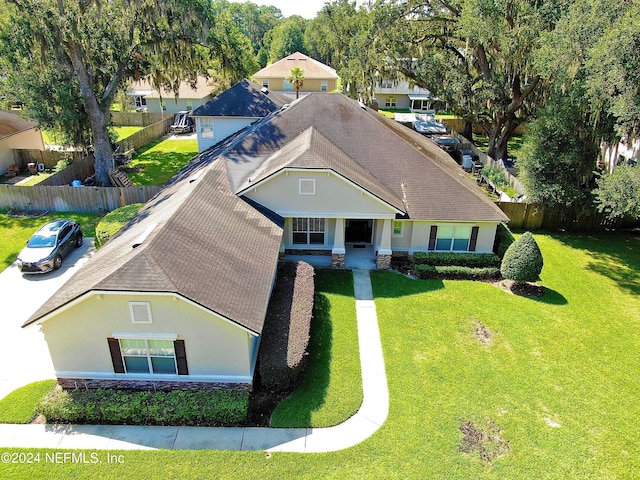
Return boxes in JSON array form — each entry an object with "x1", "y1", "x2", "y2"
[{"x1": 0, "y1": 0, "x2": 236, "y2": 185}]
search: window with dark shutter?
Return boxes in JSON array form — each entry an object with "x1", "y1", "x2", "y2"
[
  {"x1": 174, "y1": 339, "x2": 189, "y2": 376},
  {"x1": 428, "y1": 226, "x2": 438, "y2": 250},
  {"x1": 107, "y1": 337, "x2": 125, "y2": 374},
  {"x1": 469, "y1": 226, "x2": 479, "y2": 252}
]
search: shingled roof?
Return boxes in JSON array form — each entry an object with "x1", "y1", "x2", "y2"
[
  {"x1": 213, "y1": 93, "x2": 508, "y2": 222},
  {"x1": 253, "y1": 52, "x2": 338, "y2": 80},
  {"x1": 24, "y1": 159, "x2": 284, "y2": 334},
  {"x1": 191, "y1": 79, "x2": 290, "y2": 118}
]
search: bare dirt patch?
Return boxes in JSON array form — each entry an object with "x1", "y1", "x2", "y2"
[
  {"x1": 459, "y1": 418, "x2": 510, "y2": 463},
  {"x1": 472, "y1": 319, "x2": 494, "y2": 346},
  {"x1": 496, "y1": 279, "x2": 546, "y2": 298}
]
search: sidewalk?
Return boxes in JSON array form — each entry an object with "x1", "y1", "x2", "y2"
[{"x1": 0, "y1": 270, "x2": 388, "y2": 452}]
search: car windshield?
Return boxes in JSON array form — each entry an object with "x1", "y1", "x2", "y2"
[{"x1": 27, "y1": 234, "x2": 56, "y2": 248}]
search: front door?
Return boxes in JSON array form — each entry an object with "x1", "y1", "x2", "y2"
[{"x1": 345, "y1": 219, "x2": 373, "y2": 243}]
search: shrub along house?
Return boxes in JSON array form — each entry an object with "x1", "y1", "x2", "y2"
[{"x1": 23, "y1": 92, "x2": 508, "y2": 391}]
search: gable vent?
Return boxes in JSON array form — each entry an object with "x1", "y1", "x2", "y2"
[{"x1": 132, "y1": 223, "x2": 158, "y2": 248}]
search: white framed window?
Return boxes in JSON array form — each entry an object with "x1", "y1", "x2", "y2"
[
  {"x1": 262, "y1": 79, "x2": 269, "y2": 88},
  {"x1": 134, "y1": 96, "x2": 147, "y2": 108},
  {"x1": 385, "y1": 96, "x2": 396, "y2": 108},
  {"x1": 129, "y1": 302, "x2": 152, "y2": 324},
  {"x1": 435, "y1": 225, "x2": 473, "y2": 251},
  {"x1": 119, "y1": 338, "x2": 177, "y2": 374},
  {"x1": 292, "y1": 218, "x2": 325, "y2": 245},
  {"x1": 283, "y1": 79, "x2": 293, "y2": 91},
  {"x1": 380, "y1": 79, "x2": 394, "y2": 89},
  {"x1": 299, "y1": 178, "x2": 316, "y2": 195},
  {"x1": 200, "y1": 118, "x2": 214, "y2": 139},
  {"x1": 392, "y1": 220, "x2": 403, "y2": 236},
  {"x1": 321, "y1": 80, "x2": 328, "y2": 92}
]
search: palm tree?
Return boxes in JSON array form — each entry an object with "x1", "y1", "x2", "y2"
[{"x1": 287, "y1": 67, "x2": 305, "y2": 99}]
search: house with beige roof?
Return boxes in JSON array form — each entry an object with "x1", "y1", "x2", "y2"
[
  {"x1": 253, "y1": 52, "x2": 338, "y2": 98},
  {"x1": 24, "y1": 92, "x2": 508, "y2": 391},
  {"x1": 126, "y1": 76, "x2": 215, "y2": 114}
]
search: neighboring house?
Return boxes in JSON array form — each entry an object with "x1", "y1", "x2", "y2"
[
  {"x1": 253, "y1": 52, "x2": 338, "y2": 98},
  {"x1": 600, "y1": 136, "x2": 640, "y2": 173},
  {"x1": 0, "y1": 111, "x2": 45, "y2": 175},
  {"x1": 374, "y1": 78, "x2": 439, "y2": 112},
  {"x1": 191, "y1": 79, "x2": 290, "y2": 153},
  {"x1": 23, "y1": 93, "x2": 508, "y2": 391},
  {"x1": 126, "y1": 76, "x2": 214, "y2": 114}
]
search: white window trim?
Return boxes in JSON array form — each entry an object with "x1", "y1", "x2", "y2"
[
  {"x1": 435, "y1": 225, "x2": 473, "y2": 252},
  {"x1": 299, "y1": 178, "x2": 316, "y2": 195},
  {"x1": 291, "y1": 217, "x2": 326, "y2": 246},
  {"x1": 119, "y1": 338, "x2": 177, "y2": 375},
  {"x1": 321, "y1": 80, "x2": 328, "y2": 92},
  {"x1": 129, "y1": 301, "x2": 153, "y2": 324},
  {"x1": 392, "y1": 220, "x2": 404, "y2": 236}
]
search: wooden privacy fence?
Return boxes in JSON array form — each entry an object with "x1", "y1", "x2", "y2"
[
  {"x1": 116, "y1": 116, "x2": 174, "y2": 152},
  {"x1": 110, "y1": 112, "x2": 170, "y2": 127},
  {"x1": 13, "y1": 149, "x2": 83, "y2": 171},
  {"x1": 497, "y1": 202, "x2": 639, "y2": 232},
  {"x1": 0, "y1": 184, "x2": 162, "y2": 213}
]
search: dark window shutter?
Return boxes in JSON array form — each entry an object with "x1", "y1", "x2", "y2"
[
  {"x1": 428, "y1": 226, "x2": 438, "y2": 251},
  {"x1": 469, "y1": 226, "x2": 479, "y2": 252},
  {"x1": 174, "y1": 339, "x2": 189, "y2": 376},
  {"x1": 107, "y1": 338, "x2": 125, "y2": 374}
]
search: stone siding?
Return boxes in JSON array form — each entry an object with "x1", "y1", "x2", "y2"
[
  {"x1": 57, "y1": 377, "x2": 252, "y2": 392},
  {"x1": 376, "y1": 253, "x2": 392, "y2": 270},
  {"x1": 331, "y1": 253, "x2": 345, "y2": 269}
]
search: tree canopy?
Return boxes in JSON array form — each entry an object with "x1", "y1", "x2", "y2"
[{"x1": 0, "y1": 0, "x2": 245, "y2": 185}]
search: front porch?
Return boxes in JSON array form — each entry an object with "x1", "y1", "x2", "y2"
[{"x1": 285, "y1": 243, "x2": 377, "y2": 270}]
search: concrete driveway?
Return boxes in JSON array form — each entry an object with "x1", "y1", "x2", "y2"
[{"x1": 0, "y1": 239, "x2": 96, "y2": 400}]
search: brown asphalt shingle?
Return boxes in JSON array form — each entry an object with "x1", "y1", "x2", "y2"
[
  {"x1": 253, "y1": 52, "x2": 338, "y2": 80},
  {"x1": 220, "y1": 93, "x2": 508, "y2": 222},
  {"x1": 24, "y1": 160, "x2": 283, "y2": 333}
]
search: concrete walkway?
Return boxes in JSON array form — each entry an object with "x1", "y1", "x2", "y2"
[{"x1": 0, "y1": 270, "x2": 388, "y2": 452}]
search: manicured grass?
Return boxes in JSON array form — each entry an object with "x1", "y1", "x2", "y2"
[
  {"x1": 112, "y1": 126, "x2": 143, "y2": 141},
  {"x1": 0, "y1": 210, "x2": 102, "y2": 271},
  {"x1": 0, "y1": 380, "x2": 56, "y2": 423},
  {"x1": 126, "y1": 138, "x2": 198, "y2": 186},
  {"x1": 2, "y1": 232, "x2": 638, "y2": 479},
  {"x1": 474, "y1": 134, "x2": 524, "y2": 159},
  {"x1": 270, "y1": 270, "x2": 362, "y2": 427}
]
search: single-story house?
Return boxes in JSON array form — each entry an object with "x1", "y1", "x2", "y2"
[
  {"x1": 191, "y1": 79, "x2": 291, "y2": 153},
  {"x1": 253, "y1": 52, "x2": 339, "y2": 98},
  {"x1": 126, "y1": 76, "x2": 215, "y2": 114},
  {"x1": 23, "y1": 92, "x2": 508, "y2": 391},
  {"x1": 0, "y1": 111, "x2": 45, "y2": 175}
]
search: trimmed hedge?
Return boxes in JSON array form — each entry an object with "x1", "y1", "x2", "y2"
[
  {"x1": 259, "y1": 261, "x2": 315, "y2": 391},
  {"x1": 501, "y1": 231, "x2": 544, "y2": 283},
  {"x1": 413, "y1": 251, "x2": 501, "y2": 268},
  {"x1": 414, "y1": 264, "x2": 501, "y2": 280},
  {"x1": 494, "y1": 222, "x2": 515, "y2": 259},
  {"x1": 37, "y1": 387, "x2": 248, "y2": 426}
]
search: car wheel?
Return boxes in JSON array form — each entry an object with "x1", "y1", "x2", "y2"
[
  {"x1": 76, "y1": 233, "x2": 84, "y2": 248},
  {"x1": 53, "y1": 255, "x2": 62, "y2": 270}
]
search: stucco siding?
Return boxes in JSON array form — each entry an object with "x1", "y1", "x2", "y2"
[
  {"x1": 41, "y1": 293, "x2": 253, "y2": 382},
  {"x1": 195, "y1": 117, "x2": 256, "y2": 153},
  {"x1": 391, "y1": 220, "x2": 413, "y2": 250},
  {"x1": 409, "y1": 221, "x2": 498, "y2": 254},
  {"x1": 243, "y1": 170, "x2": 398, "y2": 218},
  {"x1": 253, "y1": 78, "x2": 337, "y2": 93}
]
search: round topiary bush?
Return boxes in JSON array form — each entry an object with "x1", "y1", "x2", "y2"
[{"x1": 500, "y1": 231, "x2": 544, "y2": 283}]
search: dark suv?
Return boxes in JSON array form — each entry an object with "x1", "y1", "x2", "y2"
[{"x1": 16, "y1": 219, "x2": 83, "y2": 274}]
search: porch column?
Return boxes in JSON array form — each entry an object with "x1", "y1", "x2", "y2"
[
  {"x1": 377, "y1": 219, "x2": 392, "y2": 269},
  {"x1": 332, "y1": 218, "x2": 345, "y2": 269}
]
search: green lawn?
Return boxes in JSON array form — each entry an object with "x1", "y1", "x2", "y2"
[
  {"x1": 0, "y1": 210, "x2": 102, "y2": 271},
  {"x1": 126, "y1": 138, "x2": 198, "y2": 186},
  {"x1": 270, "y1": 270, "x2": 362, "y2": 427},
  {"x1": 474, "y1": 134, "x2": 524, "y2": 159},
  {"x1": 112, "y1": 126, "x2": 143, "y2": 142},
  {"x1": 1, "y1": 232, "x2": 638, "y2": 479},
  {"x1": 0, "y1": 381, "x2": 56, "y2": 424}
]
